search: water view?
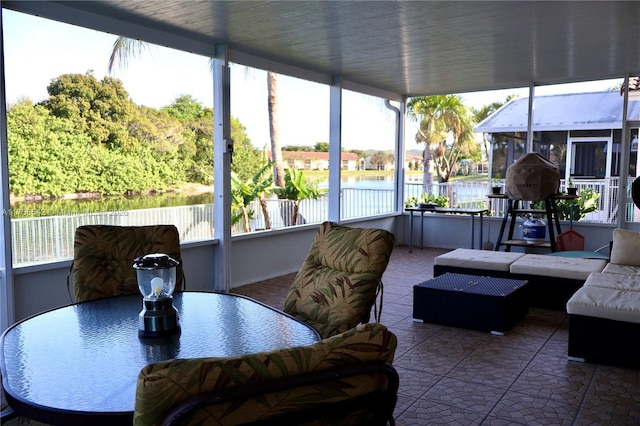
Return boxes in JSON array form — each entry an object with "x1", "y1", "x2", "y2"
[{"x1": 10, "y1": 175, "x2": 402, "y2": 218}]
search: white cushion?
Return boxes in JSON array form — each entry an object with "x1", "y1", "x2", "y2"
[
  {"x1": 434, "y1": 248, "x2": 525, "y2": 272},
  {"x1": 584, "y1": 272, "x2": 640, "y2": 292},
  {"x1": 509, "y1": 254, "x2": 607, "y2": 280},
  {"x1": 567, "y1": 286, "x2": 640, "y2": 324},
  {"x1": 602, "y1": 263, "x2": 640, "y2": 276},
  {"x1": 610, "y1": 228, "x2": 640, "y2": 266}
]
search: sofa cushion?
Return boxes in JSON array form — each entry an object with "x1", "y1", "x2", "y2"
[
  {"x1": 509, "y1": 254, "x2": 606, "y2": 280},
  {"x1": 584, "y1": 272, "x2": 640, "y2": 292},
  {"x1": 434, "y1": 248, "x2": 525, "y2": 272},
  {"x1": 610, "y1": 228, "x2": 640, "y2": 266},
  {"x1": 602, "y1": 262, "x2": 640, "y2": 276},
  {"x1": 567, "y1": 286, "x2": 640, "y2": 324}
]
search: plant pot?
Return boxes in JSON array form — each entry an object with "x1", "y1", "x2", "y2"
[
  {"x1": 567, "y1": 187, "x2": 578, "y2": 196},
  {"x1": 491, "y1": 186, "x2": 502, "y2": 195}
]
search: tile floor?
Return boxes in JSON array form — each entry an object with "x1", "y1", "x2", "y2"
[{"x1": 233, "y1": 245, "x2": 640, "y2": 426}]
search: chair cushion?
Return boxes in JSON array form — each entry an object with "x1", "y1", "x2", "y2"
[
  {"x1": 73, "y1": 225, "x2": 183, "y2": 302},
  {"x1": 610, "y1": 228, "x2": 640, "y2": 266},
  {"x1": 509, "y1": 254, "x2": 606, "y2": 280},
  {"x1": 133, "y1": 322, "x2": 397, "y2": 426},
  {"x1": 434, "y1": 248, "x2": 525, "y2": 272},
  {"x1": 567, "y1": 286, "x2": 640, "y2": 324},
  {"x1": 283, "y1": 222, "x2": 395, "y2": 338}
]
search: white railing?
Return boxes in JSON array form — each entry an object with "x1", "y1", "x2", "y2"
[
  {"x1": 9, "y1": 178, "x2": 628, "y2": 266},
  {"x1": 405, "y1": 177, "x2": 626, "y2": 222},
  {"x1": 12, "y1": 204, "x2": 215, "y2": 266}
]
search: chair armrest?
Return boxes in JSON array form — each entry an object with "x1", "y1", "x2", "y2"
[{"x1": 162, "y1": 361, "x2": 399, "y2": 426}]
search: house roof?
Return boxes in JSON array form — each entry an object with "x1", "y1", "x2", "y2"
[
  {"x1": 475, "y1": 91, "x2": 640, "y2": 133},
  {"x1": 278, "y1": 151, "x2": 360, "y2": 161},
  {"x1": 4, "y1": 1, "x2": 640, "y2": 100}
]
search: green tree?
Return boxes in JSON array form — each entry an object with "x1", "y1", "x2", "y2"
[
  {"x1": 6, "y1": 98, "x2": 178, "y2": 196},
  {"x1": 108, "y1": 41, "x2": 264, "y2": 186},
  {"x1": 40, "y1": 72, "x2": 138, "y2": 151},
  {"x1": 314, "y1": 141, "x2": 329, "y2": 152},
  {"x1": 162, "y1": 94, "x2": 207, "y2": 122},
  {"x1": 369, "y1": 151, "x2": 393, "y2": 170},
  {"x1": 407, "y1": 95, "x2": 477, "y2": 188},
  {"x1": 472, "y1": 95, "x2": 516, "y2": 169},
  {"x1": 273, "y1": 168, "x2": 326, "y2": 226}
]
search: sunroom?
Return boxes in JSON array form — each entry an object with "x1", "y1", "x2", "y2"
[{"x1": 1, "y1": 1, "x2": 639, "y2": 330}]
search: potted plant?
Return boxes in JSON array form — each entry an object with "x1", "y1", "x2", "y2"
[
  {"x1": 567, "y1": 177, "x2": 578, "y2": 196},
  {"x1": 491, "y1": 178, "x2": 502, "y2": 195}
]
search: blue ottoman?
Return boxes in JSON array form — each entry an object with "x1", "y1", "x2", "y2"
[{"x1": 413, "y1": 272, "x2": 528, "y2": 335}]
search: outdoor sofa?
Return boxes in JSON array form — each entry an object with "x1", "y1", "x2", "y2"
[
  {"x1": 433, "y1": 230, "x2": 640, "y2": 368},
  {"x1": 433, "y1": 248, "x2": 607, "y2": 310},
  {"x1": 566, "y1": 228, "x2": 640, "y2": 368}
]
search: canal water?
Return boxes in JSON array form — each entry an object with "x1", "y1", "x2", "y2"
[{"x1": 10, "y1": 175, "x2": 405, "y2": 219}]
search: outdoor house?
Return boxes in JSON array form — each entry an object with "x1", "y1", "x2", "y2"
[
  {"x1": 280, "y1": 151, "x2": 361, "y2": 171},
  {"x1": 477, "y1": 91, "x2": 640, "y2": 223}
]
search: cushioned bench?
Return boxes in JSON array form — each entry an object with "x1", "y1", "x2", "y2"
[
  {"x1": 564, "y1": 228, "x2": 640, "y2": 368},
  {"x1": 509, "y1": 254, "x2": 607, "y2": 309},
  {"x1": 434, "y1": 249, "x2": 607, "y2": 310},
  {"x1": 567, "y1": 283, "x2": 640, "y2": 368}
]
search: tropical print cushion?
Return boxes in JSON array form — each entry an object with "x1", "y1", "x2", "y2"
[
  {"x1": 72, "y1": 225, "x2": 184, "y2": 302},
  {"x1": 134, "y1": 322, "x2": 397, "y2": 426},
  {"x1": 283, "y1": 221, "x2": 395, "y2": 338}
]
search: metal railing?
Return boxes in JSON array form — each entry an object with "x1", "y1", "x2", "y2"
[
  {"x1": 12, "y1": 204, "x2": 215, "y2": 266},
  {"x1": 9, "y1": 178, "x2": 629, "y2": 266}
]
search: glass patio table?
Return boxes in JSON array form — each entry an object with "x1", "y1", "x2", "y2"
[{"x1": 0, "y1": 291, "x2": 320, "y2": 425}]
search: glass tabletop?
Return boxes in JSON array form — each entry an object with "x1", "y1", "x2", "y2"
[{"x1": 1, "y1": 291, "x2": 320, "y2": 424}]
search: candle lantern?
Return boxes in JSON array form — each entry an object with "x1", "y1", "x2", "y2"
[{"x1": 133, "y1": 253, "x2": 180, "y2": 338}]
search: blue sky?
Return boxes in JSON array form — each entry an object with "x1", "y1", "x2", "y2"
[{"x1": 3, "y1": 9, "x2": 620, "y2": 152}]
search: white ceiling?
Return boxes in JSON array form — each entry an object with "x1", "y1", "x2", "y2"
[{"x1": 4, "y1": 1, "x2": 640, "y2": 99}]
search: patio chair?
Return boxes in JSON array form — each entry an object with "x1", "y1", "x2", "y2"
[
  {"x1": 67, "y1": 224, "x2": 184, "y2": 303},
  {"x1": 283, "y1": 221, "x2": 395, "y2": 338},
  {"x1": 133, "y1": 322, "x2": 399, "y2": 426}
]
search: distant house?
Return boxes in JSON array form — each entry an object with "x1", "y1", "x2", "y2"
[
  {"x1": 270, "y1": 151, "x2": 361, "y2": 171},
  {"x1": 363, "y1": 154, "x2": 395, "y2": 171},
  {"x1": 405, "y1": 154, "x2": 423, "y2": 171},
  {"x1": 475, "y1": 91, "x2": 640, "y2": 181}
]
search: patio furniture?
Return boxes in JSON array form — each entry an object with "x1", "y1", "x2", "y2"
[
  {"x1": 0, "y1": 292, "x2": 320, "y2": 425},
  {"x1": 134, "y1": 322, "x2": 398, "y2": 426},
  {"x1": 566, "y1": 228, "x2": 640, "y2": 368},
  {"x1": 434, "y1": 249, "x2": 607, "y2": 310},
  {"x1": 413, "y1": 272, "x2": 528, "y2": 335},
  {"x1": 68, "y1": 224, "x2": 185, "y2": 302},
  {"x1": 405, "y1": 206, "x2": 488, "y2": 252},
  {"x1": 283, "y1": 221, "x2": 395, "y2": 338}
]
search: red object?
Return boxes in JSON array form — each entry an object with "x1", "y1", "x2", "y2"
[{"x1": 556, "y1": 203, "x2": 584, "y2": 251}]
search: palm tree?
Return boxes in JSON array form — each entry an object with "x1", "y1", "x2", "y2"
[
  {"x1": 267, "y1": 72, "x2": 285, "y2": 188},
  {"x1": 407, "y1": 95, "x2": 476, "y2": 192},
  {"x1": 231, "y1": 162, "x2": 273, "y2": 233},
  {"x1": 273, "y1": 168, "x2": 325, "y2": 226}
]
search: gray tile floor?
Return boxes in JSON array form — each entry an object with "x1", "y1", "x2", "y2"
[{"x1": 233, "y1": 246, "x2": 640, "y2": 426}]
